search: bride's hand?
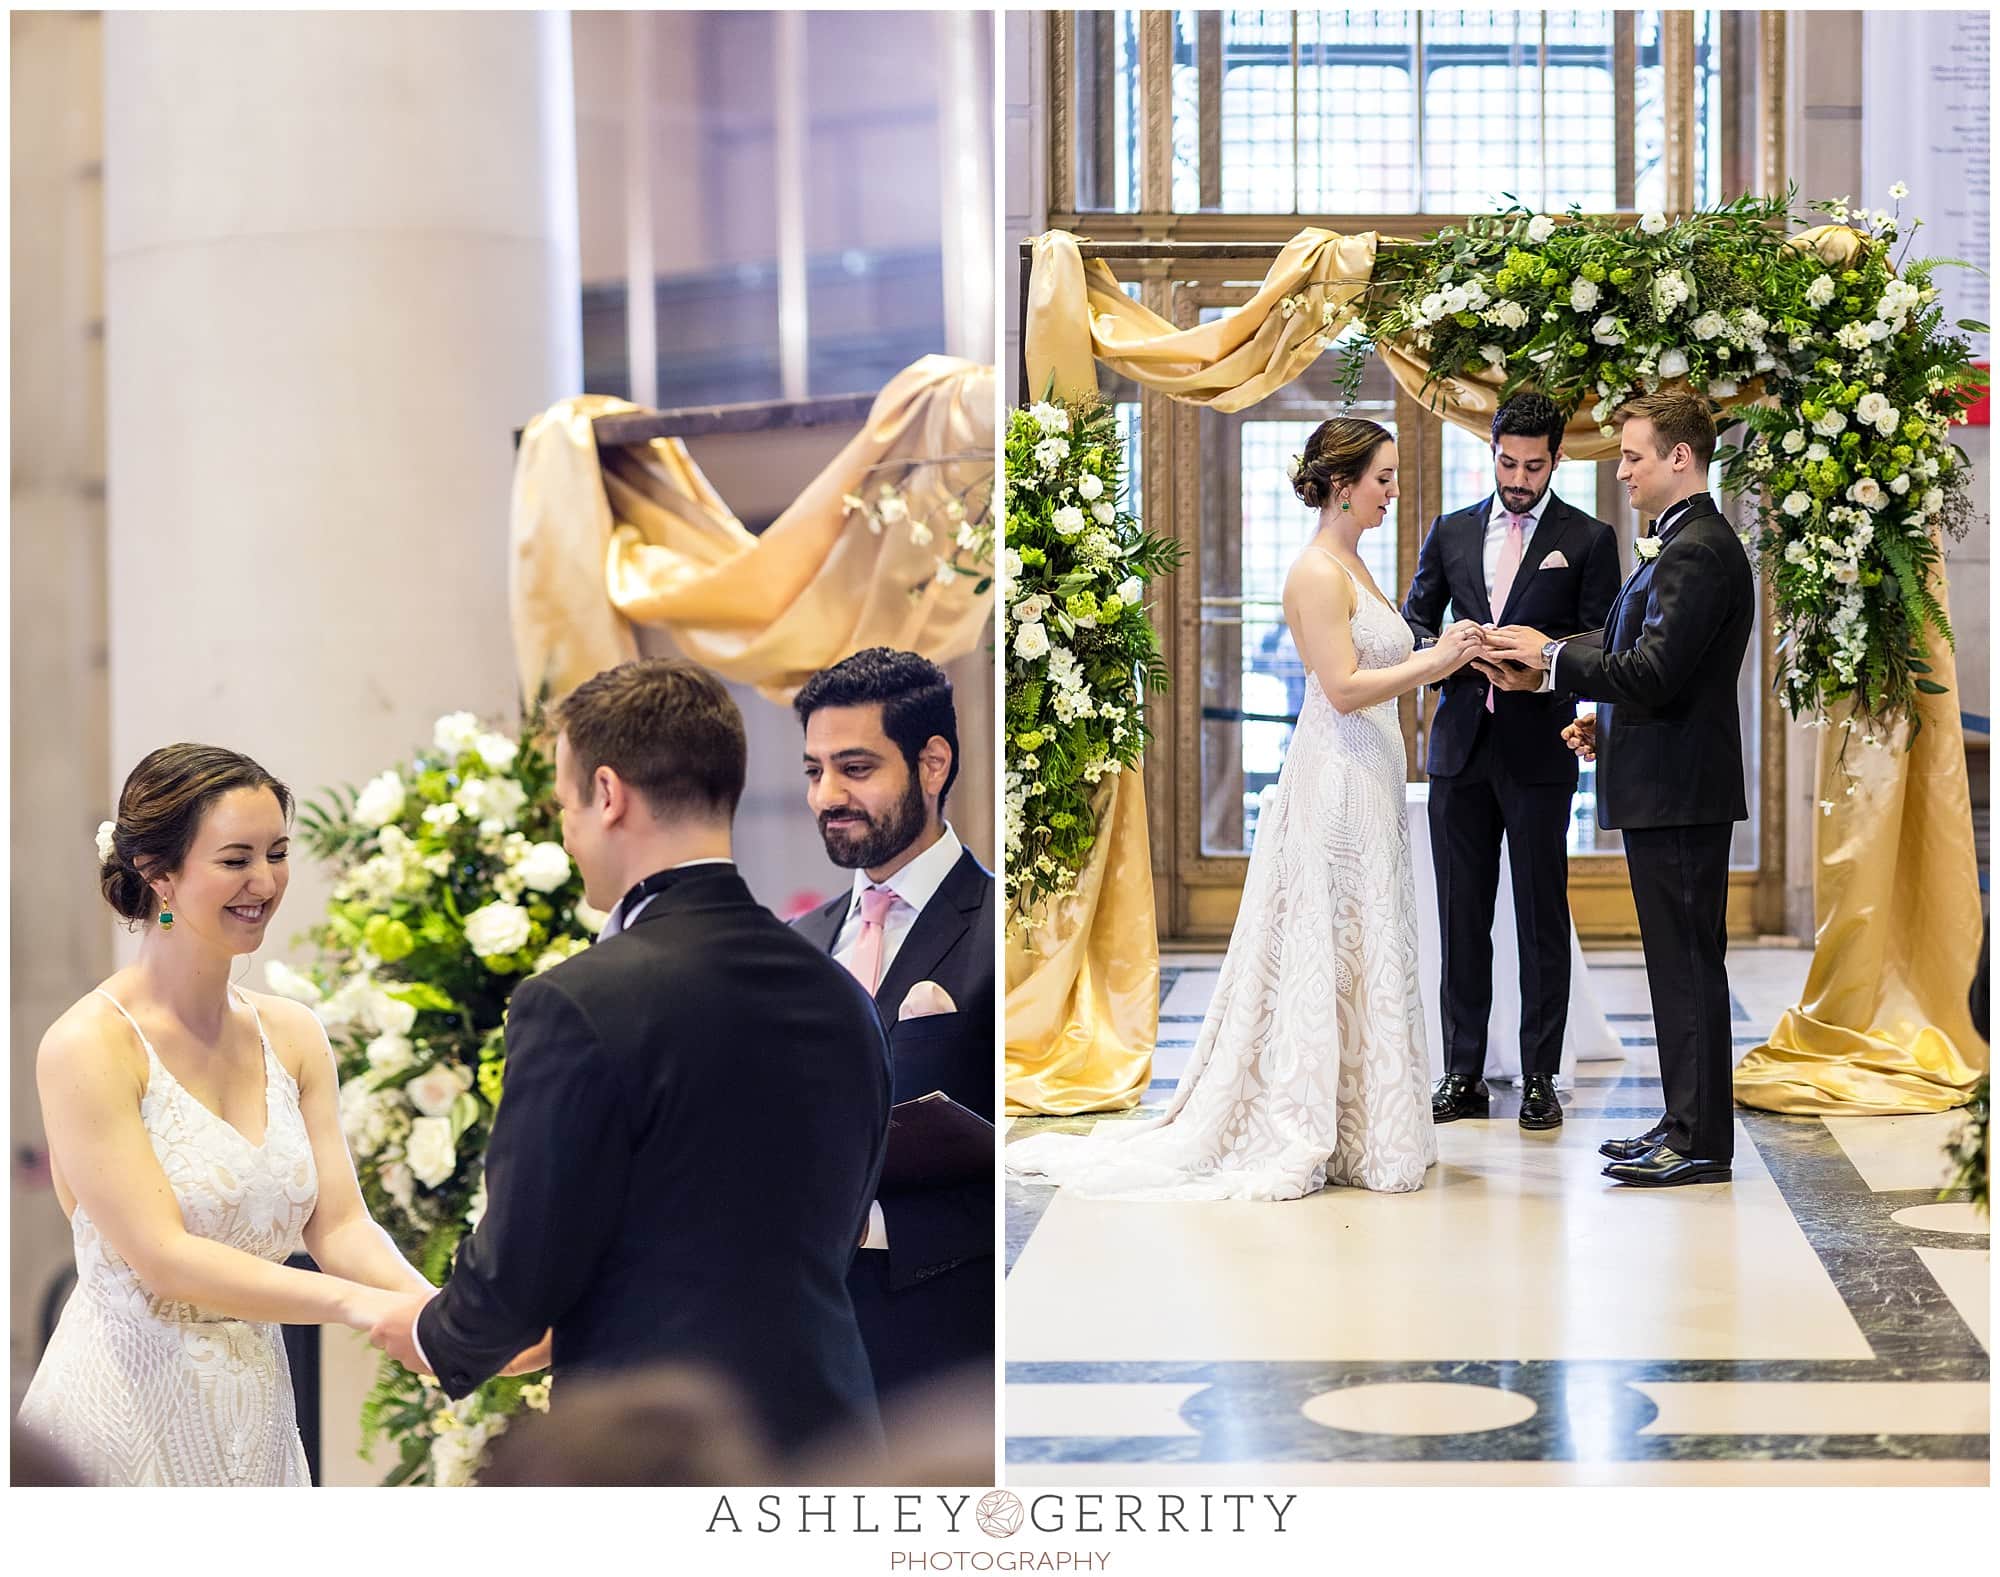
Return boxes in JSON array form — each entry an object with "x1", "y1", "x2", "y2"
[
  {"x1": 1429, "y1": 620, "x2": 1486, "y2": 677},
  {"x1": 339, "y1": 1282, "x2": 413, "y2": 1332},
  {"x1": 500, "y1": 1331, "x2": 554, "y2": 1376}
]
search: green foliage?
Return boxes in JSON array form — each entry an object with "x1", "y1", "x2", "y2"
[{"x1": 1003, "y1": 396, "x2": 1184, "y2": 921}]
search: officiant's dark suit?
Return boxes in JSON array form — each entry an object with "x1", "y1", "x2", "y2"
[
  {"x1": 1403, "y1": 396, "x2": 1620, "y2": 1118},
  {"x1": 1550, "y1": 485, "x2": 1753, "y2": 1166},
  {"x1": 793, "y1": 845, "x2": 995, "y2": 1400},
  {"x1": 413, "y1": 663, "x2": 891, "y2": 1459}
]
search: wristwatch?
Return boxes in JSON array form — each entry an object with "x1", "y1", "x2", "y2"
[{"x1": 1541, "y1": 639, "x2": 1561, "y2": 670}]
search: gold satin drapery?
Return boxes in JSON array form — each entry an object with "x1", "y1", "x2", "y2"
[
  {"x1": 509, "y1": 354, "x2": 994, "y2": 705},
  {"x1": 1025, "y1": 224, "x2": 1860, "y2": 455},
  {"x1": 1733, "y1": 574, "x2": 1988, "y2": 1113},
  {"x1": 1005, "y1": 768, "x2": 1160, "y2": 1115},
  {"x1": 1022, "y1": 222, "x2": 1982, "y2": 1117}
]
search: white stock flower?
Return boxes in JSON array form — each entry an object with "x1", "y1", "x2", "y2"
[
  {"x1": 433, "y1": 713, "x2": 482, "y2": 758},
  {"x1": 464, "y1": 902, "x2": 532, "y2": 959},
  {"x1": 1782, "y1": 492, "x2": 1813, "y2": 518},
  {"x1": 1052, "y1": 505, "x2": 1086, "y2": 536},
  {"x1": 1651, "y1": 273, "x2": 1690, "y2": 314},
  {"x1": 406, "y1": 1062, "x2": 474, "y2": 1119},
  {"x1": 1640, "y1": 211, "x2": 1668, "y2": 234},
  {"x1": 1012, "y1": 621, "x2": 1051, "y2": 662},
  {"x1": 1033, "y1": 438, "x2": 1071, "y2": 472},
  {"x1": 1805, "y1": 274, "x2": 1837, "y2": 308},
  {"x1": 365, "y1": 1033, "x2": 416, "y2": 1078},
  {"x1": 405, "y1": 1116, "x2": 459, "y2": 1189},
  {"x1": 354, "y1": 771, "x2": 406, "y2": 830},
  {"x1": 1029, "y1": 402, "x2": 1070, "y2": 433},
  {"x1": 1076, "y1": 472, "x2": 1104, "y2": 501},
  {"x1": 513, "y1": 840, "x2": 572, "y2": 894},
  {"x1": 1657, "y1": 349, "x2": 1690, "y2": 380},
  {"x1": 1526, "y1": 214, "x2": 1556, "y2": 244},
  {"x1": 1569, "y1": 278, "x2": 1600, "y2": 313},
  {"x1": 474, "y1": 733, "x2": 518, "y2": 773},
  {"x1": 264, "y1": 960, "x2": 322, "y2": 1004}
]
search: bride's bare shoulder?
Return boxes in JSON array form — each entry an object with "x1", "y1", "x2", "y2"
[
  {"x1": 1284, "y1": 548, "x2": 1354, "y2": 610},
  {"x1": 38, "y1": 989, "x2": 145, "y2": 1088}
]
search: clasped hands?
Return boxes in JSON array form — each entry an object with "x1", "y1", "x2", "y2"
[
  {"x1": 363, "y1": 1291, "x2": 551, "y2": 1379},
  {"x1": 1431, "y1": 621, "x2": 1553, "y2": 692}
]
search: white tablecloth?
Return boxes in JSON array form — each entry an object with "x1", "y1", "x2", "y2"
[{"x1": 1406, "y1": 782, "x2": 1621, "y2": 1091}]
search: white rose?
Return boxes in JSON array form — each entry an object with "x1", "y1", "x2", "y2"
[
  {"x1": 1052, "y1": 505, "x2": 1086, "y2": 536},
  {"x1": 1890, "y1": 474, "x2": 1911, "y2": 495},
  {"x1": 513, "y1": 840, "x2": 572, "y2": 894},
  {"x1": 1831, "y1": 561, "x2": 1861, "y2": 585},
  {"x1": 338, "y1": 1079, "x2": 375, "y2": 1153},
  {"x1": 1806, "y1": 441, "x2": 1831, "y2": 462},
  {"x1": 1657, "y1": 349, "x2": 1689, "y2": 380},
  {"x1": 1526, "y1": 214, "x2": 1556, "y2": 244},
  {"x1": 1871, "y1": 406, "x2": 1899, "y2": 437},
  {"x1": 1781, "y1": 429, "x2": 1807, "y2": 454},
  {"x1": 1077, "y1": 472, "x2": 1104, "y2": 501},
  {"x1": 379, "y1": 1160, "x2": 416, "y2": 1213},
  {"x1": 1690, "y1": 311, "x2": 1726, "y2": 341},
  {"x1": 371, "y1": 990, "x2": 419, "y2": 1037},
  {"x1": 1013, "y1": 594, "x2": 1048, "y2": 624},
  {"x1": 1013, "y1": 621, "x2": 1051, "y2": 662},
  {"x1": 1569, "y1": 278, "x2": 1600, "y2": 313},
  {"x1": 1709, "y1": 379, "x2": 1738, "y2": 398},
  {"x1": 1806, "y1": 274, "x2": 1836, "y2": 308},
  {"x1": 432, "y1": 712, "x2": 482, "y2": 758},
  {"x1": 353, "y1": 771, "x2": 406, "y2": 830},
  {"x1": 264, "y1": 960, "x2": 322, "y2": 1004},
  {"x1": 365, "y1": 1034, "x2": 416, "y2": 1078},
  {"x1": 1640, "y1": 211, "x2": 1668, "y2": 234},
  {"x1": 463, "y1": 901, "x2": 532, "y2": 959},
  {"x1": 1812, "y1": 408, "x2": 1847, "y2": 437},
  {"x1": 405, "y1": 1116, "x2": 459, "y2": 1189},
  {"x1": 1782, "y1": 492, "x2": 1813, "y2": 518},
  {"x1": 999, "y1": 547, "x2": 1023, "y2": 590},
  {"x1": 474, "y1": 733, "x2": 519, "y2": 773},
  {"x1": 1784, "y1": 538, "x2": 1813, "y2": 565},
  {"x1": 1923, "y1": 488, "x2": 1943, "y2": 516},
  {"x1": 1855, "y1": 393, "x2": 1890, "y2": 426},
  {"x1": 1117, "y1": 576, "x2": 1144, "y2": 606},
  {"x1": 1590, "y1": 314, "x2": 1624, "y2": 347},
  {"x1": 1483, "y1": 299, "x2": 1529, "y2": 331},
  {"x1": 1092, "y1": 502, "x2": 1116, "y2": 525},
  {"x1": 406, "y1": 1062, "x2": 473, "y2": 1119},
  {"x1": 1847, "y1": 477, "x2": 1885, "y2": 510}
]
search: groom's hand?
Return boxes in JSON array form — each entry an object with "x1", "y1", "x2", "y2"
[
  {"x1": 1562, "y1": 714, "x2": 1598, "y2": 761},
  {"x1": 1472, "y1": 657, "x2": 1544, "y2": 692},
  {"x1": 368, "y1": 1293, "x2": 435, "y2": 1375},
  {"x1": 1484, "y1": 624, "x2": 1553, "y2": 669}
]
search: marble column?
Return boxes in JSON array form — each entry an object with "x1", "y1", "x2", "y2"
[{"x1": 101, "y1": 10, "x2": 582, "y2": 1482}]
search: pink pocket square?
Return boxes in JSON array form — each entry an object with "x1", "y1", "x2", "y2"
[{"x1": 1540, "y1": 551, "x2": 1569, "y2": 569}]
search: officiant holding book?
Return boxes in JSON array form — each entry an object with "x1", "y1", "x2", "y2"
[{"x1": 791, "y1": 649, "x2": 996, "y2": 1413}]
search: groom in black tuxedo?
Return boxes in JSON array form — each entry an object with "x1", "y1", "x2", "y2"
[
  {"x1": 1403, "y1": 392, "x2": 1620, "y2": 1131},
  {"x1": 789, "y1": 649, "x2": 995, "y2": 1424},
  {"x1": 1487, "y1": 388, "x2": 1755, "y2": 1186},
  {"x1": 370, "y1": 659, "x2": 890, "y2": 1460}
]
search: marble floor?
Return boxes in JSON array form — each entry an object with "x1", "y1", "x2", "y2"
[{"x1": 1005, "y1": 946, "x2": 1991, "y2": 1485}]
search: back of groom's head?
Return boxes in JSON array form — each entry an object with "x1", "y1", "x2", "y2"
[
  {"x1": 552, "y1": 658, "x2": 747, "y2": 822},
  {"x1": 794, "y1": 647, "x2": 960, "y2": 813}
]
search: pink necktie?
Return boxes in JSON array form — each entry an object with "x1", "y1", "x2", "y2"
[
  {"x1": 847, "y1": 884, "x2": 900, "y2": 995},
  {"x1": 1486, "y1": 512, "x2": 1528, "y2": 713}
]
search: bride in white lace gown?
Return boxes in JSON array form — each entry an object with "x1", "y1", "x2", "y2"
[
  {"x1": 16, "y1": 745, "x2": 445, "y2": 1485},
  {"x1": 1008, "y1": 420, "x2": 1485, "y2": 1200}
]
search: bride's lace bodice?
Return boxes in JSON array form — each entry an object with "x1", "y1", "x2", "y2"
[
  {"x1": 17, "y1": 988, "x2": 318, "y2": 1485},
  {"x1": 1007, "y1": 550, "x2": 1435, "y2": 1200}
]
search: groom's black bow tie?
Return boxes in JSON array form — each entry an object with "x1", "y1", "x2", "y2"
[
  {"x1": 1653, "y1": 495, "x2": 1706, "y2": 544},
  {"x1": 610, "y1": 864, "x2": 722, "y2": 929}
]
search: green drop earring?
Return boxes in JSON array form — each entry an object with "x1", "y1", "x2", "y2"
[
  {"x1": 1341, "y1": 496, "x2": 1352, "y2": 511},
  {"x1": 159, "y1": 906, "x2": 175, "y2": 931}
]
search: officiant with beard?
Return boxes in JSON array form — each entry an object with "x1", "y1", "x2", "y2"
[{"x1": 791, "y1": 649, "x2": 995, "y2": 1409}]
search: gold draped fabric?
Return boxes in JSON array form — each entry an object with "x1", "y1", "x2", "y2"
[
  {"x1": 1733, "y1": 570, "x2": 1988, "y2": 1113},
  {"x1": 1005, "y1": 769, "x2": 1160, "y2": 1115},
  {"x1": 509, "y1": 354, "x2": 994, "y2": 705}
]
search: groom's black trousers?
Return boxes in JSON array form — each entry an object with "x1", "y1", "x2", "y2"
[
  {"x1": 1623, "y1": 822, "x2": 1736, "y2": 1162},
  {"x1": 1428, "y1": 733, "x2": 1574, "y2": 1082}
]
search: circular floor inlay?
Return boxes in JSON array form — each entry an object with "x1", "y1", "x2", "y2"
[
  {"x1": 1890, "y1": 1202, "x2": 1990, "y2": 1236},
  {"x1": 1301, "y1": 1382, "x2": 1538, "y2": 1437}
]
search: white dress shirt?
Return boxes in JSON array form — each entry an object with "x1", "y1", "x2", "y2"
[
  {"x1": 830, "y1": 823, "x2": 962, "y2": 1252},
  {"x1": 830, "y1": 823, "x2": 964, "y2": 987},
  {"x1": 1483, "y1": 486, "x2": 1554, "y2": 614},
  {"x1": 1544, "y1": 495, "x2": 1698, "y2": 693},
  {"x1": 408, "y1": 854, "x2": 738, "y2": 1375}
]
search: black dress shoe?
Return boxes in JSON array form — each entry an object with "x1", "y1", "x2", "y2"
[
  {"x1": 1598, "y1": 1126, "x2": 1669, "y2": 1162},
  {"x1": 1432, "y1": 1073, "x2": 1490, "y2": 1122},
  {"x1": 1601, "y1": 1144, "x2": 1731, "y2": 1187},
  {"x1": 1517, "y1": 1073, "x2": 1563, "y2": 1130}
]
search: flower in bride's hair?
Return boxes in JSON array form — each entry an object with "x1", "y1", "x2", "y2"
[
  {"x1": 1286, "y1": 453, "x2": 1303, "y2": 480},
  {"x1": 96, "y1": 820, "x2": 118, "y2": 864}
]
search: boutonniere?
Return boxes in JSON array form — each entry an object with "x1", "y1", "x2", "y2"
[{"x1": 1634, "y1": 535, "x2": 1664, "y2": 561}]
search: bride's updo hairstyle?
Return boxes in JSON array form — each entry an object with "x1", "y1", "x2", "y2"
[
  {"x1": 1292, "y1": 417, "x2": 1393, "y2": 511},
  {"x1": 100, "y1": 745, "x2": 293, "y2": 926}
]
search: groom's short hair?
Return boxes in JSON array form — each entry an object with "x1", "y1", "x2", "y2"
[
  {"x1": 1615, "y1": 388, "x2": 1717, "y2": 469},
  {"x1": 1492, "y1": 391, "x2": 1567, "y2": 457},
  {"x1": 793, "y1": 648, "x2": 960, "y2": 814},
  {"x1": 552, "y1": 658, "x2": 746, "y2": 821}
]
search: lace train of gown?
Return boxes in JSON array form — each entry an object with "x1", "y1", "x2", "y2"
[
  {"x1": 17, "y1": 988, "x2": 319, "y2": 1485},
  {"x1": 1008, "y1": 570, "x2": 1438, "y2": 1199}
]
